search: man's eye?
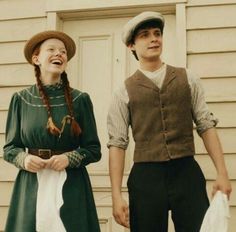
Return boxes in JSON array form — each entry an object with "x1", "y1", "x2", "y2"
[{"x1": 140, "y1": 33, "x2": 148, "y2": 37}]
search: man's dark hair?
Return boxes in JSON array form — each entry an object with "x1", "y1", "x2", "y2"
[{"x1": 128, "y1": 20, "x2": 164, "y2": 60}]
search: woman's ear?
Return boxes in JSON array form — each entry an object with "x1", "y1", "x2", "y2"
[{"x1": 32, "y1": 55, "x2": 41, "y2": 66}]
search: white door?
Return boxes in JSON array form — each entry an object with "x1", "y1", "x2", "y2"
[{"x1": 63, "y1": 14, "x2": 177, "y2": 232}]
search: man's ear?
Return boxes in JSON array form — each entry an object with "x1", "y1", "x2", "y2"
[
  {"x1": 128, "y1": 43, "x2": 135, "y2": 51},
  {"x1": 32, "y1": 55, "x2": 40, "y2": 66}
]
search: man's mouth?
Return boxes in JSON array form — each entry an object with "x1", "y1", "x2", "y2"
[{"x1": 148, "y1": 46, "x2": 159, "y2": 49}]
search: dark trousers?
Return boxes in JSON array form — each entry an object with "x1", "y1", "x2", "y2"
[{"x1": 127, "y1": 156, "x2": 209, "y2": 232}]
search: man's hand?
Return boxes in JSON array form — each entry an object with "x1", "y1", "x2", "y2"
[
  {"x1": 112, "y1": 196, "x2": 130, "y2": 228},
  {"x1": 212, "y1": 173, "x2": 232, "y2": 200}
]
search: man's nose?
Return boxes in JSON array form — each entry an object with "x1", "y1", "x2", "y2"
[{"x1": 151, "y1": 34, "x2": 158, "y2": 41}]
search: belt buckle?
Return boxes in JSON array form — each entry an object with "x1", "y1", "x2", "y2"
[{"x1": 38, "y1": 149, "x2": 52, "y2": 159}]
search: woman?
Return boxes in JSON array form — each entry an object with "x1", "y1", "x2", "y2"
[{"x1": 3, "y1": 30, "x2": 101, "y2": 232}]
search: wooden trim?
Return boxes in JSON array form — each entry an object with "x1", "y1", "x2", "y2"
[
  {"x1": 175, "y1": 3, "x2": 187, "y2": 67},
  {"x1": 46, "y1": 0, "x2": 187, "y2": 13},
  {"x1": 188, "y1": 50, "x2": 236, "y2": 55},
  {"x1": 46, "y1": 12, "x2": 62, "y2": 30},
  {"x1": 187, "y1": 2, "x2": 236, "y2": 7}
]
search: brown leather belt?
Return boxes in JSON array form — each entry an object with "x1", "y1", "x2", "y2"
[{"x1": 28, "y1": 149, "x2": 70, "y2": 159}]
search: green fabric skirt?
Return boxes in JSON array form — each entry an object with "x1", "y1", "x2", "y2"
[{"x1": 5, "y1": 167, "x2": 100, "y2": 232}]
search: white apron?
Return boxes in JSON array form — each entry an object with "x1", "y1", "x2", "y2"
[{"x1": 36, "y1": 169, "x2": 67, "y2": 232}]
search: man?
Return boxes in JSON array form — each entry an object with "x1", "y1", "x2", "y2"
[{"x1": 107, "y1": 11, "x2": 231, "y2": 232}]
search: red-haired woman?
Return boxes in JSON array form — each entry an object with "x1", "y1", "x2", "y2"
[{"x1": 3, "y1": 31, "x2": 101, "y2": 232}]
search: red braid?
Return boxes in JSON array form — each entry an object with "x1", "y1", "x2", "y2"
[
  {"x1": 34, "y1": 65, "x2": 61, "y2": 136},
  {"x1": 61, "y1": 72, "x2": 82, "y2": 136}
]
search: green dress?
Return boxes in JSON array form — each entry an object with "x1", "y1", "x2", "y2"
[{"x1": 3, "y1": 84, "x2": 101, "y2": 232}]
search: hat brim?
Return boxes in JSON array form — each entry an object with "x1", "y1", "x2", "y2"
[
  {"x1": 24, "y1": 30, "x2": 76, "y2": 64},
  {"x1": 129, "y1": 18, "x2": 164, "y2": 43},
  {"x1": 122, "y1": 11, "x2": 165, "y2": 46}
]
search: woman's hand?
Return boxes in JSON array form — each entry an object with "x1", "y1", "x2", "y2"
[
  {"x1": 44, "y1": 154, "x2": 69, "y2": 171},
  {"x1": 24, "y1": 154, "x2": 46, "y2": 173}
]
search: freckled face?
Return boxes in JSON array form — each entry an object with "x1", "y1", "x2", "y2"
[{"x1": 32, "y1": 38, "x2": 68, "y2": 76}]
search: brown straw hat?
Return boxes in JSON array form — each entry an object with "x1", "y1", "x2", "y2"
[{"x1": 24, "y1": 30, "x2": 76, "y2": 64}]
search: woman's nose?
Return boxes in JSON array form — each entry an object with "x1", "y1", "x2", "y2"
[{"x1": 55, "y1": 49, "x2": 63, "y2": 56}]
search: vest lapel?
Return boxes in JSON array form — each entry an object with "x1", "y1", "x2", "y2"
[
  {"x1": 133, "y1": 69, "x2": 159, "y2": 91},
  {"x1": 161, "y1": 65, "x2": 177, "y2": 91}
]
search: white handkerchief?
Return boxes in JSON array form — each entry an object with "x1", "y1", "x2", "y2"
[
  {"x1": 200, "y1": 191, "x2": 230, "y2": 232},
  {"x1": 36, "y1": 169, "x2": 67, "y2": 232}
]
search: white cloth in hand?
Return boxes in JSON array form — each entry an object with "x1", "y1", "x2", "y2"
[{"x1": 200, "y1": 191, "x2": 230, "y2": 232}]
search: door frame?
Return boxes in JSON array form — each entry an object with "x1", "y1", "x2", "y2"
[{"x1": 46, "y1": 1, "x2": 187, "y2": 66}]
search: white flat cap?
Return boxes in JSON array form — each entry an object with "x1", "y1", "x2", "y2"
[{"x1": 122, "y1": 11, "x2": 165, "y2": 46}]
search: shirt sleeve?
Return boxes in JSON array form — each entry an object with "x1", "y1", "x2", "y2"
[
  {"x1": 187, "y1": 69, "x2": 218, "y2": 135},
  {"x1": 107, "y1": 85, "x2": 130, "y2": 149},
  {"x1": 73, "y1": 93, "x2": 102, "y2": 167},
  {"x1": 3, "y1": 93, "x2": 27, "y2": 169}
]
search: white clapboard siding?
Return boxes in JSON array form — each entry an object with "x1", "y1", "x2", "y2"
[
  {"x1": 0, "y1": 64, "x2": 35, "y2": 86},
  {"x1": 207, "y1": 102, "x2": 236, "y2": 127},
  {"x1": 187, "y1": 5, "x2": 236, "y2": 231},
  {"x1": 0, "y1": 158, "x2": 18, "y2": 182},
  {"x1": 0, "y1": 86, "x2": 28, "y2": 110},
  {"x1": 0, "y1": 0, "x2": 46, "y2": 20},
  {"x1": 202, "y1": 78, "x2": 236, "y2": 102},
  {"x1": 0, "y1": 206, "x2": 8, "y2": 232},
  {"x1": 187, "y1": 4, "x2": 236, "y2": 29},
  {"x1": 188, "y1": 52, "x2": 236, "y2": 78},
  {"x1": 187, "y1": 28, "x2": 236, "y2": 53},
  {"x1": 228, "y1": 208, "x2": 236, "y2": 232},
  {"x1": 0, "y1": 134, "x2": 4, "y2": 153},
  {"x1": 0, "y1": 18, "x2": 46, "y2": 42},
  {"x1": 0, "y1": 111, "x2": 7, "y2": 133},
  {"x1": 194, "y1": 128, "x2": 236, "y2": 154},
  {"x1": 0, "y1": 42, "x2": 26, "y2": 64},
  {"x1": 0, "y1": 182, "x2": 13, "y2": 206},
  {"x1": 196, "y1": 154, "x2": 236, "y2": 180}
]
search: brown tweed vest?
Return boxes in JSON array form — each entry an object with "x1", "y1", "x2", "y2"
[{"x1": 125, "y1": 65, "x2": 195, "y2": 162}]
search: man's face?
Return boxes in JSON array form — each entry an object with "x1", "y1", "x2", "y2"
[{"x1": 129, "y1": 27, "x2": 163, "y2": 62}]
